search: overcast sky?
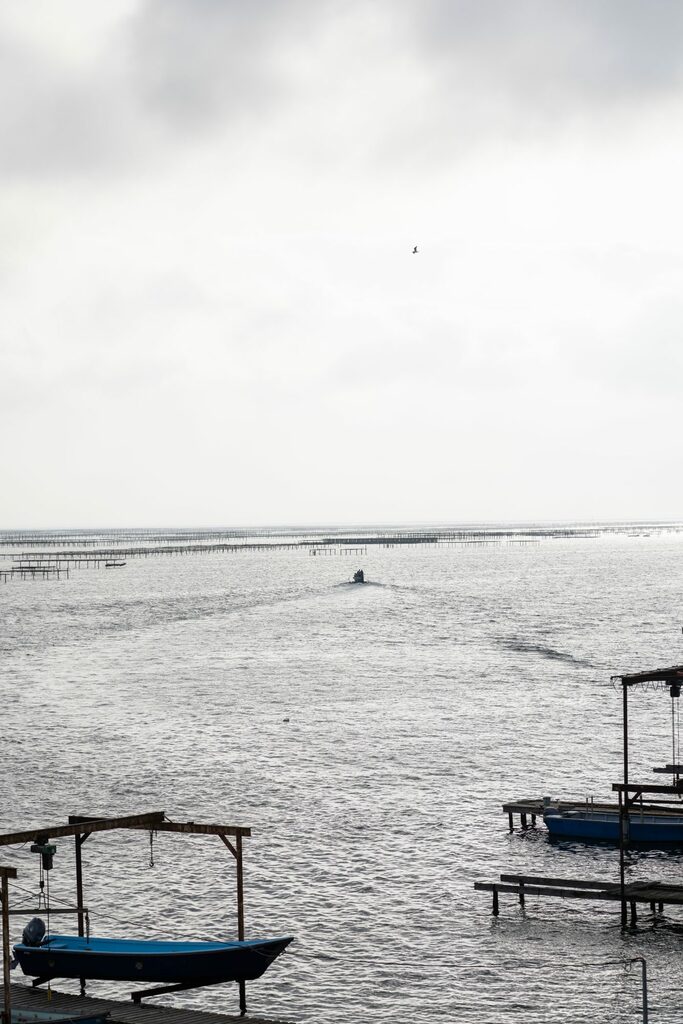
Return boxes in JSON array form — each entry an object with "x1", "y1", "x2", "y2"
[{"x1": 2, "y1": 1, "x2": 683, "y2": 527}]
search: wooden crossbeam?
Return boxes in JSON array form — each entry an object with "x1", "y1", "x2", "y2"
[
  {"x1": 500, "y1": 873, "x2": 619, "y2": 891},
  {"x1": 0, "y1": 812, "x2": 166, "y2": 846},
  {"x1": 475, "y1": 880, "x2": 683, "y2": 905},
  {"x1": 612, "y1": 782, "x2": 683, "y2": 794},
  {"x1": 125, "y1": 822, "x2": 251, "y2": 838},
  {"x1": 614, "y1": 665, "x2": 683, "y2": 685},
  {"x1": 67, "y1": 815, "x2": 250, "y2": 839}
]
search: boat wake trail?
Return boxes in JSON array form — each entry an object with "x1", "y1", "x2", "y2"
[{"x1": 496, "y1": 637, "x2": 593, "y2": 667}]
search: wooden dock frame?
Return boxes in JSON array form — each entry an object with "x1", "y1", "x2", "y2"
[
  {"x1": 477, "y1": 663, "x2": 683, "y2": 933},
  {"x1": 0, "y1": 811, "x2": 258, "y2": 1017},
  {"x1": 614, "y1": 664, "x2": 683, "y2": 927}
]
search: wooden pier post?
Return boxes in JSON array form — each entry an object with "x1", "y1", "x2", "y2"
[
  {"x1": 1, "y1": 866, "x2": 18, "y2": 1024},
  {"x1": 620, "y1": 678, "x2": 629, "y2": 929},
  {"x1": 74, "y1": 834, "x2": 87, "y2": 996},
  {"x1": 236, "y1": 834, "x2": 246, "y2": 1017}
]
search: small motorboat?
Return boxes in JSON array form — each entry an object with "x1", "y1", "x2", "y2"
[
  {"x1": 544, "y1": 806, "x2": 683, "y2": 844},
  {"x1": 13, "y1": 933, "x2": 294, "y2": 985},
  {"x1": 104, "y1": 561, "x2": 126, "y2": 568}
]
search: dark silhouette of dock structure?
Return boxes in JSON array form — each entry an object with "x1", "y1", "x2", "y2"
[{"x1": 477, "y1": 663, "x2": 683, "y2": 931}]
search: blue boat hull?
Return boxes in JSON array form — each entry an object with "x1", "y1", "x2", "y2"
[
  {"x1": 544, "y1": 813, "x2": 683, "y2": 844},
  {"x1": 13, "y1": 934, "x2": 293, "y2": 984}
]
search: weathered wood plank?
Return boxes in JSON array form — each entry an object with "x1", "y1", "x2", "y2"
[
  {"x1": 0, "y1": 813, "x2": 165, "y2": 847},
  {"x1": 10, "y1": 985, "x2": 293, "y2": 1024},
  {"x1": 500, "y1": 874, "x2": 619, "y2": 891}
]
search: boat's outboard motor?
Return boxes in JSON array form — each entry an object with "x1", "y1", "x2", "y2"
[{"x1": 22, "y1": 917, "x2": 46, "y2": 947}]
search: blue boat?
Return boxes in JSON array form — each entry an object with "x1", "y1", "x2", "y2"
[
  {"x1": 544, "y1": 807, "x2": 683, "y2": 844},
  {"x1": 13, "y1": 934, "x2": 293, "y2": 985}
]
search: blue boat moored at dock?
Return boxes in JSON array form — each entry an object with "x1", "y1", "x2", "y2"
[
  {"x1": 13, "y1": 934, "x2": 293, "y2": 985},
  {"x1": 544, "y1": 806, "x2": 683, "y2": 844}
]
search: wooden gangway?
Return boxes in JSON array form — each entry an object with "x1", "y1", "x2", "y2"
[
  {"x1": 10, "y1": 983, "x2": 294, "y2": 1024},
  {"x1": 475, "y1": 872, "x2": 683, "y2": 925}
]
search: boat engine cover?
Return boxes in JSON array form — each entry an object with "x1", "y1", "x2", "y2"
[{"x1": 22, "y1": 918, "x2": 46, "y2": 947}]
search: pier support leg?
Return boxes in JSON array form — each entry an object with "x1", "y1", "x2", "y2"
[
  {"x1": 492, "y1": 890, "x2": 499, "y2": 916},
  {"x1": 508, "y1": 813, "x2": 513, "y2": 832},
  {"x1": 531, "y1": 814, "x2": 536, "y2": 826},
  {"x1": 658, "y1": 902, "x2": 664, "y2": 913},
  {"x1": 518, "y1": 884, "x2": 525, "y2": 909},
  {"x1": 520, "y1": 813, "x2": 527, "y2": 829}
]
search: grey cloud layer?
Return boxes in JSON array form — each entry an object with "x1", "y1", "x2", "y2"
[{"x1": 3, "y1": 1, "x2": 683, "y2": 181}]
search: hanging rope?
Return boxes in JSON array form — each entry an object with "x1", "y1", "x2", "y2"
[{"x1": 149, "y1": 830, "x2": 156, "y2": 869}]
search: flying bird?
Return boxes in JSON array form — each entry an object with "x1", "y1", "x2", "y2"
[{"x1": 412, "y1": 246, "x2": 418, "y2": 254}]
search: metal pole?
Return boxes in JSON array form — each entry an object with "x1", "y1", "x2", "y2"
[
  {"x1": 635, "y1": 957, "x2": 648, "y2": 1024},
  {"x1": 2, "y1": 875, "x2": 11, "y2": 1024}
]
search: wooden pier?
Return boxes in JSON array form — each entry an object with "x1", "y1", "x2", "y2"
[
  {"x1": 501, "y1": 796, "x2": 683, "y2": 832},
  {"x1": 10, "y1": 983, "x2": 294, "y2": 1024},
  {"x1": 0, "y1": 565, "x2": 69, "y2": 582},
  {"x1": 474, "y1": 872, "x2": 683, "y2": 926}
]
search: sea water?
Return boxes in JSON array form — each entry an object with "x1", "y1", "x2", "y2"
[{"x1": 1, "y1": 532, "x2": 683, "y2": 1023}]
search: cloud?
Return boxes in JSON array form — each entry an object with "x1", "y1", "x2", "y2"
[
  {"x1": 409, "y1": 1, "x2": 683, "y2": 109},
  {"x1": 4, "y1": 1, "x2": 683, "y2": 184},
  {"x1": 123, "y1": 0, "x2": 318, "y2": 131}
]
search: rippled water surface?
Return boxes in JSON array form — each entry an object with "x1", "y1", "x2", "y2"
[{"x1": 2, "y1": 533, "x2": 683, "y2": 1022}]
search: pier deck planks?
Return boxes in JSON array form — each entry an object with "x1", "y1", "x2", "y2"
[{"x1": 10, "y1": 984, "x2": 295, "y2": 1024}]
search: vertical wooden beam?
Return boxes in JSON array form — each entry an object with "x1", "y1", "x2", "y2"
[
  {"x1": 236, "y1": 834, "x2": 246, "y2": 1016},
  {"x1": 0, "y1": 869, "x2": 18, "y2": 1024},
  {"x1": 218, "y1": 834, "x2": 247, "y2": 1018},
  {"x1": 75, "y1": 834, "x2": 86, "y2": 996},
  {"x1": 2, "y1": 875, "x2": 10, "y2": 1024},
  {"x1": 620, "y1": 680, "x2": 629, "y2": 929}
]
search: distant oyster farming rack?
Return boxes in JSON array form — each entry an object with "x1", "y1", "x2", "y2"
[{"x1": 1, "y1": 522, "x2": 682, "y2": 580}]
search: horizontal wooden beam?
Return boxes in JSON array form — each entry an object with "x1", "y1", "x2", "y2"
[
  {"x1": 7, "y1": 908, "x2": 87, "y2": 916},
  {"x1": 475, "y1": 882, "x2": 620, "y2": 901},
  {"x1": 124, "y1": 822, "x2": 251, "y2": 839},
  {"x1": 613, "y1": 665, "x2": 683, "y2": 686},
  {"x1": 0, "y1": 812, "x2": 166, "y2": 847},
  {"x1": 612, "y1": 782, "x2": 683, "y2": 794},
  {"x1": 475, "y1": 881, "x2": 683, "y2": 904},
  {"x1": 68, "y1": 815, "x2": 249, "y2": 837},
  {"x1": 500, "y1": 874, "x2": 619, "y2": 891}
]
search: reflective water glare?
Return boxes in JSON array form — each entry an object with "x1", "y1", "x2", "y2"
[{"x1": 1, "y1": 533, "x2": 683, "y2": 1022}]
